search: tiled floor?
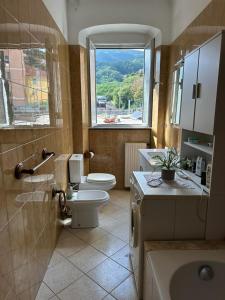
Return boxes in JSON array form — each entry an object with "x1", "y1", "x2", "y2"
[{"x1": 36, "y1": 190, "x2": 137, "y2": 300}]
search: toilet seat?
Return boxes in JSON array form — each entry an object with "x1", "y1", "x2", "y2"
[
  {"x1": 87, "y1": 173, "x2": 116, "y2": 183},
  {"x1": 80, "y1": 175, "x2": 116, "y2": 191}
]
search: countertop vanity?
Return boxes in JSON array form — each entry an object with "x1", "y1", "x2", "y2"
[
  {"x1": 129, "y1": 171, "x2": 208, "y2": 299},
  {"x1": 134, "y1": 30, "x2": 225, "y2": 300}
]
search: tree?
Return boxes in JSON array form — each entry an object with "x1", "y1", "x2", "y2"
[{"x1": 96, "y1": 66, "x2": 123, "y2": 84}]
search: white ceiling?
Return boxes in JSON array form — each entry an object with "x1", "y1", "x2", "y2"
[{"x1": 43, "y1": 0, "x2": 212, "y2": 45}]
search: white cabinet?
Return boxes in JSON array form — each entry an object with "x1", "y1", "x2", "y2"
[
  {"x1": 180, "y1": 51, "x2": 199, "y2": 131},
  {"x1": 194, "y1": 34, "x2": 221, "y2": 134},
  {"x1": 180, "y1": 33, "x2": 222, "y2": 135}
]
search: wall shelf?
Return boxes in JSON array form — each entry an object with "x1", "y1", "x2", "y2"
[{"x1": 184, "y1": 142, "x2": 213, "y2": 155}]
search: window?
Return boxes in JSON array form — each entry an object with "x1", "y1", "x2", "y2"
[
  {"x1": 89, "y1": 42, "x2": 153, "y2": 127},
  {"x1": 0, "y1": 46, "x2": 55, "y2": 128},
  {"x1": 170, "y1": 62, "x2": 184, "y2": 125}
]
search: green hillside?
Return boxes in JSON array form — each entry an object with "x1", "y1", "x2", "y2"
[{"x1": 96, "y1": 49, "x2": 144, "y2": 109}]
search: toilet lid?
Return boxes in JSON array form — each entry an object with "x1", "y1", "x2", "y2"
[{"x1": 87, "y1": 173, "x2": 116, "y2": 183}]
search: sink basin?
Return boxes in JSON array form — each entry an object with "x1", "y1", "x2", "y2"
[{"x1": 147, "y1": 151, "x2": 165, "y2": 166}]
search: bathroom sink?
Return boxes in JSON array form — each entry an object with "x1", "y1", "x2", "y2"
[{"x1": 147, "y1": 151, "x2": 165, "y2": 166}]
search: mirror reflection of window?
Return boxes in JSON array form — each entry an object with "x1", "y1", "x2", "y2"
[
  {"x1": 170, "y1": 62, "x2": 184, "y2": 125},
  {"x1": 0, "y1": 46, "x2": 51, "y2": 128}
]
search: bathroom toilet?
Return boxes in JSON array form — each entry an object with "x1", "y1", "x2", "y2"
[
  {"x1": 67, "y1": 190, "x2": 110, "y2": 228},
  {"x1": 69, "y1": 154, "x2": 116, "y2": 191},
  {"x1": 79, "y1": 173, "x2": 116, "y2": 190},
  {"x1": 67, "y1": 154, "x2": 115, "y2": 228}
]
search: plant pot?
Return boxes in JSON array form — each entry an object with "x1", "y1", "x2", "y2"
[{"x1": 161, "y1": 169, "x2": 175, "y2": 181}]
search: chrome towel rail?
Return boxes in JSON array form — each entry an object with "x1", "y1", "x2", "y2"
[{"x1": 15, "y1": 148, "x2": 55, "y2": 179}]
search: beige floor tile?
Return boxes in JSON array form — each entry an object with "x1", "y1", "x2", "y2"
[
  {"x1": 55, "y1": 234, "x2": 87, "y2": 257},
  {"x1": 91, "y1": 234, "x2": 126, "y2": 256},
  {"x1": 111, "y1": 221, "x2": 130, "y2": 242},
  {"x1": 99, "y1": 203, "x2": 122, "y2": 219},
  {"x1": 111, "y1": 275, "x2": 137, "y2": 300},
  {"x1": 103, "y1": 295, "x2": 116, "y2": 300},
  {"x1": 67, "y1": 227, "x2": 108, "y2": 244},
  {"x1": 109, "y1": 190, "x2": 130, "y2": 204},
  {"x1": 57, "y1": 229, "x2": 74, "y2": 242},
  {"x1": 110, "y1": 197, "x2": 130, "y2": 210},
  {"x1": 110, "y1": 211, "x2": 130, "y2": 222},
  {"x1": 111, "y1": 245, "x2": 132, "y2": 271},
  {"x1": 57, "y1": 275, "x2": 107, "y2": 300},
  {"x1": 100, "y1": 218, "x2": 124, "y2": 233},
  {"x1": 48, "y1": 251, "x2": 66, "y2": 268},
  {"x1": 110, "y1": 208, "x2": 129, "y2": 222},
  {"x1": 68, "y1": 245, "x2": 107, "y2": 272},
  {"x1": 88, "y1": 258, "x2": 130, "y2": 293},
  {"x1": 99, "y1": 215, "x2": 119, "y2": 227},
  {"x1": 35, "y1": 282, "x2": 55, "y2": 300},
  {"x1": 43, "y1": 260, "x2": 83, "y2": 294}
]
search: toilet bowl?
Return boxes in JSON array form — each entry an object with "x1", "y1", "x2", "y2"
[
  {"x1": 69, "y1": 154, "x2": 116, "y2": 191},
  {"x1": 67, "y1": 190, "x2": 109, "y2": 228},
  {"x1": 79, "y1": 173, "x2": 116, "y2": 191}
]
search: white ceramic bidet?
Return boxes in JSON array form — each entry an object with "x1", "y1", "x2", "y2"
[{"x1": 67, "y1": 190, "x2": 109, "y2": 228}]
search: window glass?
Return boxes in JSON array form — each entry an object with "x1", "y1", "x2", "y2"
[
  {"x1": 91, "y1": 47, "x2": 151, "y2": 126},
  {"x1": 170, "y1": 64, "x2": 184, "y2": 125},
  {"x1": 0, "y1": 47, "x2": 51, "y2": 128}
]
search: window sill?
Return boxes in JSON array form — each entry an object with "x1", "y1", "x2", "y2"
[{"x1": 89, "y1": 125, "x2": 151, "y2": 130}]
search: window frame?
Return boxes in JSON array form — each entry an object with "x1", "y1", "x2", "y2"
[
  {"x1": 170, "y1": 60, "x2": 184, "y2": 126},
  {"x1": 88, "y1": 40, "x2": 154, "y2": 129}
]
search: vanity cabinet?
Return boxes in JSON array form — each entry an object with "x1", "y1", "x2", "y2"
[{"x1": 180, "y1": 33, "x2": 222, "y2": 135}]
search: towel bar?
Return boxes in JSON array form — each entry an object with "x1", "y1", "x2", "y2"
[{"x1": 15, "y1": 148, "x2": 55, "y2": 179}]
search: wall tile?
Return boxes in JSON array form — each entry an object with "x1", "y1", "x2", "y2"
[{"x1": 0, "y1": 0, "x2": 72, "y2": 298}]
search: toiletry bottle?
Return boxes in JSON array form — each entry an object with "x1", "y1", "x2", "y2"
[{"x1": 66, "y1": 185, "x2": 73, "y2": 200}]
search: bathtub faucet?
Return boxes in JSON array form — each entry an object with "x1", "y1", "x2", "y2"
[{"x1": 198, "y1": 265, "x2": 214, "y2": 281}]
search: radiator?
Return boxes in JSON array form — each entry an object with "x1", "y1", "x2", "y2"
[{"x1": 125, "y1": 142, "x2": 147, "y2": 187}]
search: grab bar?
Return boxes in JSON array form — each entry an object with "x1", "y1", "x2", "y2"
[{"x1": 15, "y1": 148, "x2": 55, "y2": 179}]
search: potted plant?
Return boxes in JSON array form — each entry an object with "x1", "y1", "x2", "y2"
[{"x1": 153, "y1": 148, "x2": 185, "y2": 181}]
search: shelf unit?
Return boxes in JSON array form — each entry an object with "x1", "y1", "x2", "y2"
[{"x1": 183, "y1": 142, "x2": 213, "y2": 155}]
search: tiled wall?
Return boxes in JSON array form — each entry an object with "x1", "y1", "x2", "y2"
[
  {"x1": 151, "y1": 46, "x2": 170, "y2": 148},
  {"x1": 68, "y1": 46, "x2": 151, "y2": 188},
  {"x1": 69, "y1": 45, "x2": 89, "y2": 174},
  {"x1": 89, "y1": 129, "x2": 151, "y2": 189},
  {"x1": 0, "y1": 0, "x2": 72, "y2": 299},
  {"x1": 164, "y1": 0, "x2": 225, "y2": 148}
]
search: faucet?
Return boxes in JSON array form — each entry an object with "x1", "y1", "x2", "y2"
[{"x1": 70, "y1": 183, "x2": 80, "y2": 191}]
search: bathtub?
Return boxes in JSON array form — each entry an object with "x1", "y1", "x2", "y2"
[{"x1": 144, "y1": 249, "x2": 225, "y2": 300}]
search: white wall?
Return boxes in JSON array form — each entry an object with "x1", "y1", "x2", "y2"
[
  {"x1": 67, "y1": 0, "x2": 172, "y2": 45},
  {"x1": 42, "y1": 0, "x2": 68, "y2": 40},
  {"x1": 171, "y1": 0, "x2": 211, "y2": 41}
]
